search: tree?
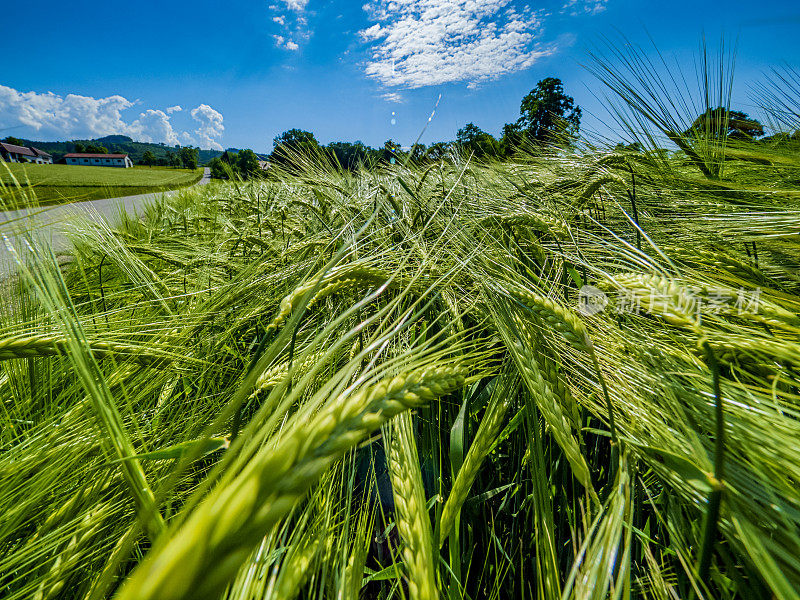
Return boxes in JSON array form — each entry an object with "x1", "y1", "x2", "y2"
[
  {"x1": 180, "y1": 146, "x2": 199, "y2": 170},
  {"x1": 73, "y1": 142, "x2": 86, "y2": 153},
  {"x1": 237, "y1": 149, "x2": 261, "y2": 179},
  {"x1": 270, "y1": 129, "x2": 320, "y2": 171},
  {"x1": 456, "y1": 123, "x2": 499, "y2": 158},
  {"x1": 2, "y1": 136, "x2": 25, "y2": 146},
  {"x1": 409, "y1": 143, "x2": 427, "y2": 163},
  {"x1": 326, "y1": 141, "x2": 375, "y2": 170},
  {"x1": 142, "y1": 151, "x2": 156, "y2": 167},
  {"x1": 85, "y1": 143, "x2": 108, "y2": 154},
  {"x1": 382, "y1": 139, "x2": 403, "y2": 164},
  {"x1": 499, "y1": 122, "x2": 524, "y2": 156},
  {"x1": 685, "y1": 107, "x2": 765, "y2": 141},
  {"x1": 271, "y1": 129, "x2": 319, "y2": 158},
  {"x1": 424, "y1": 141, "x2": 452, "y2": 161},
  {"x1": 208, "y1": 157, "x2": 231, "y2": 179},
  {"x1": 518, "y1": 77, "x2": 582, "y2": 144}
]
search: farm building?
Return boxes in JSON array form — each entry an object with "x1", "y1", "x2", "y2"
[
  {"x1": 0, "y1": 142, "x2": 53, "y2": 164},
  {"x1": 64, "y1": 153, "x2": 134, "y2": 168}
]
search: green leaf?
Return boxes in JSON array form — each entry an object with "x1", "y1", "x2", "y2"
[
  {"x1": 107, "y1": 437, "x2": 229, "y2": 465},
  {"x1": 362, "y1": 563, "x2": 404, "y2": 583},
  {"x1": 565, "y1": 264, "x2": 584, "y2": 289}
]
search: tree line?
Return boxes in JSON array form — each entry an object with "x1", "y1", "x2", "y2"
[
  {"x1": 0, "y1": 135, "x2": 216, "y2": 168},
  {"x1": 203, "y1": 78, "x2": 585, "y2": 180},
  {"x1": 260, "y1": 77, "x2": 777, "y2": 177}
]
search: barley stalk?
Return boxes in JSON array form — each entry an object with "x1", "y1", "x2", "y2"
[
  {"x1": 493, "y1": 301, "x2": 598, "y2": 502},
  {"x1": 576, "y1": 173, "x2": 627, "y2": 206},
  {"x1": 439, "y1": 374, "x2": 516, "y2": 546},
  {"x1": 506, "y1": 287, "x2": 591, "y2": 352},
  {"x1": 483, "y1": 213, "x2": 571, "y2": 240},
  {"x1": 274, "y1": 537, "x2": 323, "y2": 599},
  {"x1": 34, "y1": 506, "x2": 107, "y2": 600},
  {"x1": 115, "y1": 363, "x2": 468, "y2": 600},
  {"x1": 266, "y1": 264, "x2": 391, "y2": 334},
  {"x1": 0, "y1": 334, "x2": 168, "y2": 365},
  {"x1": 606, "y1": 273, "x2": 700, "y2": 329},
  {"x1": 665, "y1": 244, "x2": 766, "y2": 283},
  {"x1": 386, "y1": 412, "x2": 438, "y2": 600}
]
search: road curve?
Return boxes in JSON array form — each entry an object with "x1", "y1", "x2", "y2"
[{"x1": 0, "y1": 167, "x2": 211, "y2": 277}]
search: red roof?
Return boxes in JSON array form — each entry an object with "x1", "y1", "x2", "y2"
[
  {"x1": 64, "y1": 153, "x2": 129, "y2": 159},
  {"x1": 0, "y1": 142, "x2": 36, "y2": 157}
]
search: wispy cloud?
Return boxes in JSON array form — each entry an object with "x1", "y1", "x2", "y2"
[
  {"x1": 0, "y1": 84, "x2": 224, "y2": 149},
  {"x1": 270, "y1": 1, "x2": 311, "y2": 51},
  {"x1": 281, "y1": 0, "x2": 308, "y2": 10},
  {"x1": 360, "y1": 0, "x2": 552, "y2": 89},
  {"x1": 561, "y1": 0, "x2": 607, "y2": 16},
  {"x1": 381, "y1": 91, "x2": 405, "y2": 103}
]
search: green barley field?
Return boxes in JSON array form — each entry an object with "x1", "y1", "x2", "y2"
[
  {"x1": 0, "y1": 163, "x2": 203, "y2": 209},
  {"x1": 1, "y1": 54, "x2": 800, "y2": 600}
]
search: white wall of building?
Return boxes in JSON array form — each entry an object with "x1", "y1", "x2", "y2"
[
  {"x1": 1, "y1": 152, "x2": 52, "y2": 164},
  {"x1": 66, "y1": 156, "x2": 132, "y2": 168}
]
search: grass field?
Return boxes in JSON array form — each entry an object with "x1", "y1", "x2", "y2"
[
  {"x1": 1, "y1": 53, "x2": 799, "y2": 600},
  {"x1": 0, "y1": 163, "x2": 204, "y2": 209}
]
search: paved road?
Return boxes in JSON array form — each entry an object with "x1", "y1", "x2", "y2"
[{"x1": 0, "y1": 167, "x2": 211, "y2": 277}]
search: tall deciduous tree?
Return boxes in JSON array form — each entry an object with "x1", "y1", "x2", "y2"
[
  {"x1": 142, "y1": 151, "x2": 156, "y2": 167},
  {"x1": 271, "y1": 129, "x2": 320, "y2": 158},
  {"x1": 517, "y1": 77, "x2": 582, "y2": 144}
]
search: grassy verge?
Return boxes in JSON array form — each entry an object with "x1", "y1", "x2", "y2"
[{"x1": 0, "y1": 164, "x2": 204, "y2": 209}]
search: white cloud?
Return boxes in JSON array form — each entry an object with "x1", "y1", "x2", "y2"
[
  {"x1": 360, "y1": 0, "x2": 552, "y2": 89},
  {"x1": 0, "y1": 84, "x2": 224, "y2": 149},
  {"x1": 282, "y1": 0, "x2": 308, "y2": 10},
  {"x1": 191, "y1": 104, "x2": 225, "y2": 150},
  {"x1": 271, "y1": 0, "x2": 312, "y2": 51},
  {"x1": 0, "y1": 84, "x2": 135, "y2": 139},
  {"x1": 381, "y1": 91, "x2": 405, "y2": 103},
  {"x1": 562, "y1": 0, "x2": 607, "y2": 15},
  {"x1": 129, "y1": 109, "x2": 180, "y2": 145}
]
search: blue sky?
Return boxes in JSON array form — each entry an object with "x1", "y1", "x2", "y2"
[{"x1": 1, "y1": 0, "x2": 797, "y2": 152}]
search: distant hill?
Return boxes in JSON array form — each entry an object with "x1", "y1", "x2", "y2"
[{"x1": 4, "y1": 135, "x2": 228, "y2": 166}]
